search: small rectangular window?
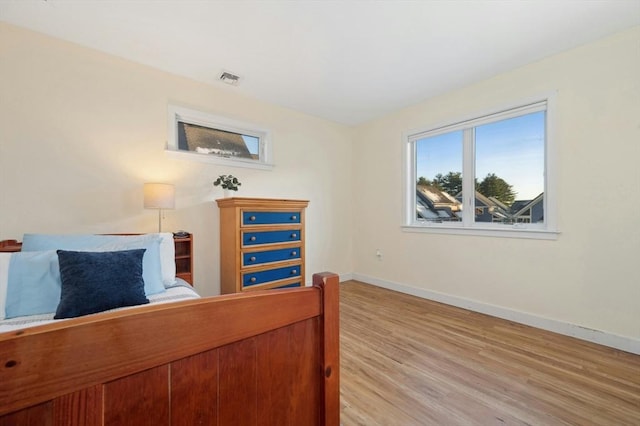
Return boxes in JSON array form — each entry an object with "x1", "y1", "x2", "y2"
[
  {"x1": 405, "y1": 98, "x2": 556, "y2": 239},
  {"x1": 167, "y1": 106, "x2": 273, "y2": 170}
]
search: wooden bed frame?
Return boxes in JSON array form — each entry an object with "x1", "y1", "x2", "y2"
[{"x1": 0, "y1": 239, "x2": 340, "y2": 425}]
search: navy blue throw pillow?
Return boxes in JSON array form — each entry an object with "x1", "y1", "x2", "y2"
[{"x1": 55, "y1": 249, "x2": 150, "y2": 319}]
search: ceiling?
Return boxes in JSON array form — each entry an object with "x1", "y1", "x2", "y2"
[{"x1": 1, "y1": 0, "x2": 639, "y2": 125}]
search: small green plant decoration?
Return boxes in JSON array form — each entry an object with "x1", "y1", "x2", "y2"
[{"x1": 213, "y1": 174, "x2": 241, "y2": 191}]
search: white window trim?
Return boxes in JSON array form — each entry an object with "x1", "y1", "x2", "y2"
[
  {"x1": 402, "y1": 93, "x2": 559, "y2": 240},
  {"x1": 166, "y1": 105, "x2": 274, "y2": 170}
]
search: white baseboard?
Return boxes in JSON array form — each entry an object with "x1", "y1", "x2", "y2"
[
  {"x1": 351, "y1": 273, "x2": 640, "y2": 355},
  {"x1": 338, "y1": 272, "x2": 354, "y2": 282},
  {"x1": 305, "y1": 272, "x2": 353, "y2": 287}
]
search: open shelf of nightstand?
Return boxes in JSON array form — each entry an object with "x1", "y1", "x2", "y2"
[{"x1": 174, "y1": 234, "x2": 193, "y2": 285}]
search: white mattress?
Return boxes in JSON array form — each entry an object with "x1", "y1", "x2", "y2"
[{"x1": 0, "y1": 281, "x2": 200, "y2": 333}]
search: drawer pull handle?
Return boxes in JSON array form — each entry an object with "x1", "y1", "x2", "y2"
[
  {"x1": 249, "y1": 256, "x2": 256, "y2": 262},
  {"x1": 291, "y1": 215, "x2": 297, "y2": 220},
  {"x1": 291, "y1": 270, "x2": 297, "y2": 275},
  {"x1": 291, "y1": 251, "x2": 297, "y2": 256},
  {"x1": 250, "y1": 277, "x2": 257, "y2": 283},
  {"x1": 249, "y1": 216, "x2": 256, "y2": 221},
  {"x1": 291, "y1": 233, "x2": 297, "y2": 238},
  {"x1": 250, "y1": 236, "x2": 256, "y2": 242}
]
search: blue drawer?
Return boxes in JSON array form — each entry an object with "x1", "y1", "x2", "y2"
[
  {"x1": 274, "y1": 282, "x2": 302, "y2": 289},
  {"x1": 243, "y1": 211, "x2": 301, "y2": 226},
  {"x1": 243, "y1": 247, "x2": 301, "y2": 266},
  {"x1": 243, "y1": 230, "x2": 300, "y2": 246},
  {"x1": 242, "y1": 265, "x2": 301, "y2": 287}
]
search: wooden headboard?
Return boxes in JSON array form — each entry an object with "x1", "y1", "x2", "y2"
[
  {"x1": 0, "y1": 234, "x2": 193, "y2": 285},
  {"x1": 0, "y1": 240, "x2": 21, "y2": 252}
]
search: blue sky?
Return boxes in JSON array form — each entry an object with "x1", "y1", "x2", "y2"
[
  {"x1": 416, "y1": 111, "x2": 545, "y2": 200},
  {"x1": 242, "y1": 135, "x2": 260, "y2": 155}
]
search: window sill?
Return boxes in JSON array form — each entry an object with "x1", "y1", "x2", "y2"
[
  {"x1": 402, "y1": 224, "x2": 559, "y2": 240},
  {"x1": 165, "y1": 149, "x2": 274, "y2": 171}
]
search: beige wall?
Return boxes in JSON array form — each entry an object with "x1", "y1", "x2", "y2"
[
  {"x1": 352, "y1": 27, "x2": 640, "y2": 342},
  {"x1": 1, "y1": 21, "x2": 638, "y2": 347},
  {"x1": 0, "y1": 23, "x2": 354, "y2": 296}
]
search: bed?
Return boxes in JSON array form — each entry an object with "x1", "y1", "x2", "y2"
[{"x1": 0, "y1": 234, "x2": 339, "y2": 425}]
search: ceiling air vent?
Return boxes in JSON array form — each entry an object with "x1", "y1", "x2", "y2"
[{"x1": 219, "y1": 71, "x2": 240, "y2": 86}]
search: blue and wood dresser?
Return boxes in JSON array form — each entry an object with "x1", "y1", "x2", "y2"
[{"x1": 216, "y1": 197, "x2": 309, "y2": 294}]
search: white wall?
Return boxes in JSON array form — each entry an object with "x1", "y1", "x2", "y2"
[
  {"x1": 351, "y1": 27, "x2": 640, "y2": 347},
  {"x1": 1, "y1": 21, "x2": 638, "y2": 351},
  {"x1": 0, "y1": 23, "x2": 354, "y2": 296}
]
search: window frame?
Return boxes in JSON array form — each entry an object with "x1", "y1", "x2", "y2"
[
  {"x1": 402, "y1": 95, "x2": 558, "y2": 240},
  {"x1": 166, "y1": 105, "x2": 274, "y2": 170}
]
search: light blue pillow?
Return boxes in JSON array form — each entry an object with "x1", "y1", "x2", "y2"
[
  {"x1": 21, "y1": 234, "x2": 165, "y2": 296},
  {"x1": 5, "y1": 251, "x2": 61, "y2": 318}
]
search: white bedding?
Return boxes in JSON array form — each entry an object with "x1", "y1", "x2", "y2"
[{"x1": 0, "y1": 280, "x2": 199, "y2": 333}]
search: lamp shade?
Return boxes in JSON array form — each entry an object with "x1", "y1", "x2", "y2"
[{"x1": 143, "y1": 183, "x2": 175, "y2": 209}]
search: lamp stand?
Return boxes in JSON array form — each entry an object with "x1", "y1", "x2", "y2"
[{"x1": 158, "y1": 209, "x2": 163, "y2": 232}]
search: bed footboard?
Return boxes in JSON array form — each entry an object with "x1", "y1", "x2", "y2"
[{"x1": 0, "y1": 272, "x2": 340, "y2": 425}]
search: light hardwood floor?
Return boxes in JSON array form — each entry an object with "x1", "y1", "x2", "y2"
[{"x1": 339, "y1": 280, "x2": 640, "y2": 426}]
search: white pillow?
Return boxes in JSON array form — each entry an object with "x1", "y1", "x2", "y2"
[
  {"x1": 0, "y1": 253, "x2": 11, "y2": 320},
  {"x1": 156, "y1": 233, "x2": 177, "y2": 287}
]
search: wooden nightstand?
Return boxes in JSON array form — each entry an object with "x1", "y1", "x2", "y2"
[
  {"x1": 173, "y1": 234, "x2": 193, "y2": 286},
  {"x1": 216, "y1": 197, "x2": 309, "y2": 294}
]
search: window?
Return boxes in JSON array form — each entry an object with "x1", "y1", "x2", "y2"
[
  {"x1": 166, "y1": 106, "x2": 273, "y2": 170},
  {"x1": 404, "y1": 98, "x2": 557, "y2": 239}
]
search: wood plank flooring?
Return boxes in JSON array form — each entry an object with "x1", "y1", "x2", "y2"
[{"x1": 339, "y1": 281, "x2": 640, "y2": 426}]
